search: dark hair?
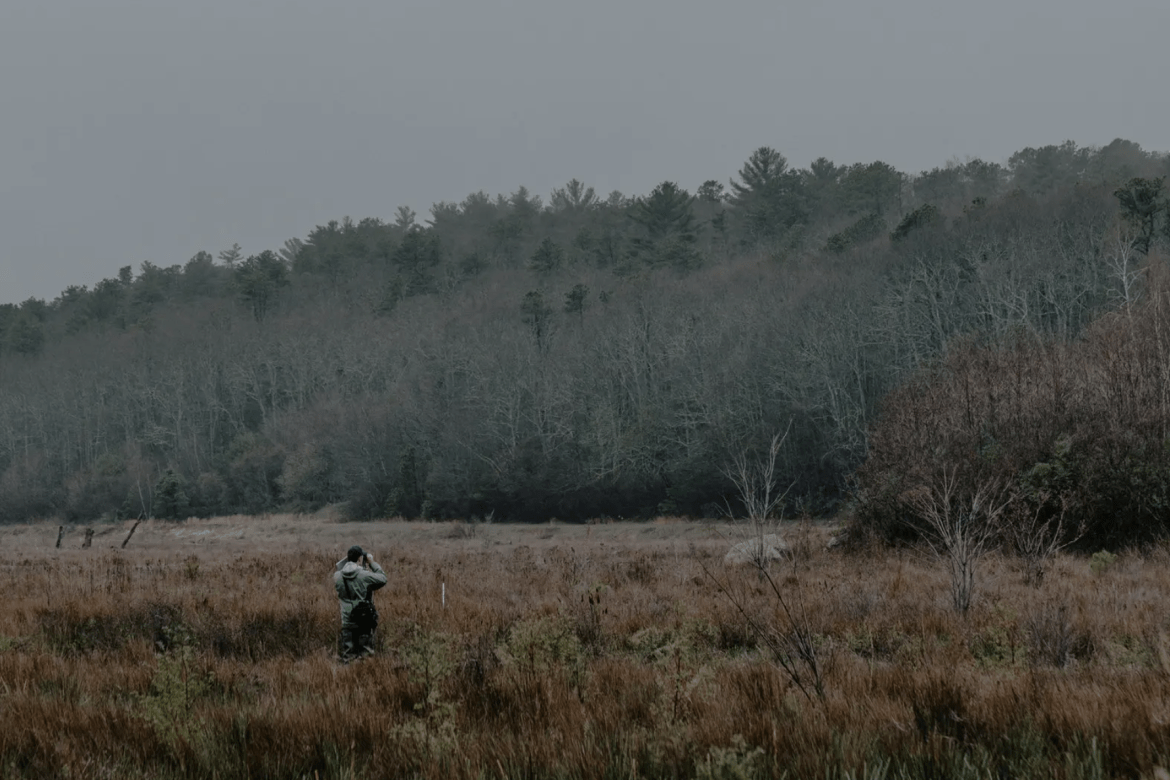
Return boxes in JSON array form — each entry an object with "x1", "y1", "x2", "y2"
[{"x1": 346, "y1": 545, "x2": 365, "y2": 563}]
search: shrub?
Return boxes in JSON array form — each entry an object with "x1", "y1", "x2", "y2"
[
  {"x1": 223, "y1": 433, "x2": 283, "y2": 514},
  {"x1": 1089, "y1": 550, "x2": 1117, "y2": 576},
  {"x1": 825, "y1": 212, "x2": 886, "y2": 254},
  {"x1": 63, "y1": 454, "x2": 132, "y2": 522},
  {"x1": 890, "y1": 203, "x2": 943, "y2": 242},
  {"x1": 277, "y1": 444, "x2": 336, "y2": 511},
  {"x1": 857, "y1": 268, "x2": 1170, "y2": 550},
  {"x1": 153, "y1": 469, "x2": 190, "y2": 520},
  {"x1": 191, "y1": 471, "x2": 227, "y2": 517}
]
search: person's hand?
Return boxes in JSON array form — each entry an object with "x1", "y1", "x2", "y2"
[{"x1": 364, "y1": 552, "x2": 375, "y2": 563}]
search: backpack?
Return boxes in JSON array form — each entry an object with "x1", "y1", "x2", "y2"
[
  {"x1": 345, "y1": 578, "x2": 379, "y2": 632},
  {"x1": 350, "y1": 598, "x2": 378, "y2": 632}
]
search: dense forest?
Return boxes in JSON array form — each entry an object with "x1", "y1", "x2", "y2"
[{"x1": 2, "y1": 138, "x2": 1169, "y2": 526}]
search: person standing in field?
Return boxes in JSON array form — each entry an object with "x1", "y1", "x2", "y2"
[{"x1": 334, "y1": 545, "x2": 387, "y2": 662}]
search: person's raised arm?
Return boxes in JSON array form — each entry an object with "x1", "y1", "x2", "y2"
[{"x1": 363, "y1": 552, "x2": 387, "y2": 589}]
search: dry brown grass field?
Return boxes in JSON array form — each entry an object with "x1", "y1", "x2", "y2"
[{"x1": 2, "y1": 515, "x2": 1170, "y2": 779}]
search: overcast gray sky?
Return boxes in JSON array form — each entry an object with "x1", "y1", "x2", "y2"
[{"x1": 2, "y1": 0, "x2": 1167, "y2": 304}]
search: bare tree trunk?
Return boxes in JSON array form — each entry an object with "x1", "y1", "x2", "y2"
[
  {"x1": 82, "y1": 528, "x2": 94, "y2": 549},
  {"x1": 121, "y1": 520, "x2": 141, "y2": 549},
  {"x1": 55, "y1": 525, "x2": 63, "y2": 549}
]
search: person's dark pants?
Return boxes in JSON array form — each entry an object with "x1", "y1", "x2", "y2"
[{"x1": 339, "y1": 622, "x2": 375, "y2": 661}]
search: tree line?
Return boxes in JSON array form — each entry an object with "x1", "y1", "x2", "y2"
[{"x1": 1, "y1": 138, "x2": 1168, "y2": 524}]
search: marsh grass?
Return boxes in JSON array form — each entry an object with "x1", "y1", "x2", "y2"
[{"x1": 1, "y1": 516, "x2": 1169, "y2": 778}]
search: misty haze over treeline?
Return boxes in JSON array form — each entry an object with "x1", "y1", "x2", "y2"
[{"x1": 1, "y1": 138, "x2": 1168, "y2": 525}]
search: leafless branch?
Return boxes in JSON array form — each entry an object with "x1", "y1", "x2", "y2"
[
  {"x1": 722, "y1": 424, "x2": 795, "y2": 570},
  {"x1": 907, "y1": 468, "x2": 1011, "y2": 613},
  {"x1": 999, "y1": 490, "x2": 1085, "y2": 587},
  {"x1": 695, "y1": 546, "x2": 829, "y2": 703}
]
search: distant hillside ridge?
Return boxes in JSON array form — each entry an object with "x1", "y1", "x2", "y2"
[{"x1": 0, "y1": 138, "x2": 1167, "y2": 523}]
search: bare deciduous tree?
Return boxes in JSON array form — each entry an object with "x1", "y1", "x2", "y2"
[
  {"x1": 1103, "y1": 223, "x2": 1145, "y2": 310},
  {"x1": 1000, "y1": 491, "x2": 1084, "y2": 587},
  {"x1": 907, "y1": 469, "x2": 1011, "y2": 613},
  {"x1": 723, "y1": 425, "x2": 792, "y2": 570}
]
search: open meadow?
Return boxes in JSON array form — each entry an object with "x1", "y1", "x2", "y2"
[{"x1": 2, "y1": 515, "x2": 1170, "y2": 779}]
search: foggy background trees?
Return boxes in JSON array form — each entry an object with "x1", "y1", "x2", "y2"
[{"x1": 2, "y1": 138, "x2": 1168, "y2": 527}]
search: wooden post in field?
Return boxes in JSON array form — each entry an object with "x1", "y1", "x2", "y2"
[
  {"x1": 121, "y1": 520, "x2": 141, "y2": 549},
  {"x1": 82, "y1": 528, "x2": 94, "y2": 549},
  {"x1": 55, "y1": 526, "x2": 63, "y2": 549}
]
